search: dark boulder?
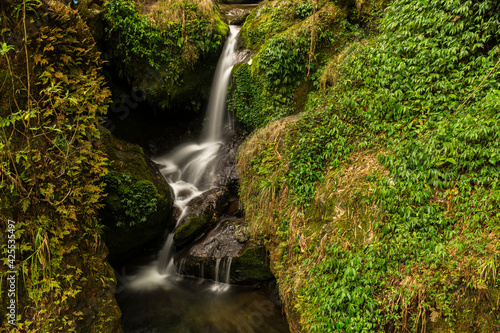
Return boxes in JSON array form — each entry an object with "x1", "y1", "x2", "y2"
[
  {"x1": 182, "y1": 218, "x2": 274, "y2": 285},
  {"x1": 174, "y1": 187, "x2": 230, "y2": 247},
  {"x1": 228, "y1": 8, "x2": 251, "y2": 25},
  {"x1": 214, "y1": 134, "x2": 244, "y2": 188},
  {"x1": 98, "y1": 127, "x2": 175, "y2": 264}
]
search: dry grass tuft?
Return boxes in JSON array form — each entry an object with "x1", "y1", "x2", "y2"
[
  {"x1": 314, "y1": 152, "x2": 387, "y2": 249},
  {"x1": 150, "y1": 0, "x2": 216, "y2": 27},
  {"x1": 237, "y1": 116, "x2": 298, "y2": 237}
]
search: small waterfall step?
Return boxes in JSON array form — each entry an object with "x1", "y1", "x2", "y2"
[{"x1": 214, "y1": 257, "x2": 233, "y2": 284}]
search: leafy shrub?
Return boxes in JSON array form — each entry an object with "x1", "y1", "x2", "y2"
[
  {"x1": 295, "y1": 2, "x2": 314, "y2": 20},
  {"x1": 104, "y1": 172, "x2": 159, "y2": 227},
  {"x1": 0, "y1": 1, "x2": 120, "y2": 330}
]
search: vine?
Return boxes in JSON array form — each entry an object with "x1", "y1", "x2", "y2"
[{"x1": 0, "y1": 0, "x2": 120, "y2": 330}]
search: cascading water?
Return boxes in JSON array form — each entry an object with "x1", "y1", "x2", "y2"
[
  {"x1": 154, "y1": 25, "x2": 240, "y2": 277},
  {"x1": 128, "y1": 25, "x2": 240, "y2": 287},
  {"x1": 155, "y1": 25, "x2": 239, "y2": 191},
  {"x1": 116, "y1": 24, "x2": 290, "y2": 333}
]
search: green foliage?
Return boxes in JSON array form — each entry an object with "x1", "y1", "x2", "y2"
[
  {"x1": 259, "y1": 33, "x2": 310, "y2": 90},
  {"x1": 295, "y1": 2, "x2": 314, "y2": 20},
  {"x1": 105, "y1": 173, "x2": 159, "y2": 227},
  {"x1": 104, "y1": 0, "x2": 175, "y2": 71},
  {"x1": 104, "y1": 0, "x2": 225, "y2": 106},
  {"x1": 239, "y1": 0, "x2": 500, "y2": 331},
  {"x1": 300, "y1": 244, "x2": 385, "y2": 332},
  {"x1": 230, "y1": 28, "x2": 313, "y2": 132},
  {"x1": 0, "y1": 1, "x2": 120, "y2": 330},
  {"x1": 228, "y1": 63, "x2": 265, "y2": 131},
  {"x1": 286, "y1": 109, "x2": 356, "y2": 204},
  {"x1": 230, "y1": 0, "x2": 357, "y2": 133},
  {"x1": 0, "y1": 42, "x2": 14, "y2": 55}
]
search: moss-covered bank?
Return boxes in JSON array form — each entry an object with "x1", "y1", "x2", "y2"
[
  {"x1": 237, "y1": 0, "x2": 500, "y2": 331},
  {"x1": 0, "y1": 0, "x2": 121, "y2": 330},
  {"x1": 229, "y1": 0, "x2": 386, "y2": 134},
  {"x1": 103, "y1": 0, "x2": 229, "y2": 111}
]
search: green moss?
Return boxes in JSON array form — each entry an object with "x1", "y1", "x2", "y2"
[
  {"x1": 213, "y1": 15, "x2": 229, "y2": 38},
  {"x1": 99, "y1": 127, "x2": 151, "y2": 181},
  {"x1": 174, "y1": 215, "x2": 210, "y2": 246},
  {"x1": 234, "y1": 244, "x2": 274, "y2": 281}
]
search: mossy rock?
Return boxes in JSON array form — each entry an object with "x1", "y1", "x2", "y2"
[
  {"x1": 233, "y1": 243, "x2": 274, "y2": 282},
  {"x1": 173, "y1": 187, "x2": 230, "y2": 247},
  {"x1": 103, "y1": 0, "x2": 229, "y2": 113},
  {"x1": 174, "y1": 215, "x2": 210, "y2": 247},
  {"x1": 98, "y1": 127, "x2": 175, "y2": 263}
]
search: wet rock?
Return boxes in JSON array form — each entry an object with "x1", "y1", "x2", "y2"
[
  {"x1": 174, "y1": 187, "x2": 230, "y2": 247},
  {"x1": 235, "y1": 224, "x2": 250, "y2": 243},
  {"x1": 233, "y1": 243, "x2": 274, "y2": 282},
  {"x1": 97, "y1": 127, "x2": 175, "y2": 264},
  {"x1": 186, "y1": 218, "x2": 245, "y2": 258},
  {"x1": 182, "y1": 218, "x2": 274, "y2": 284},
  {"x1": 228, "y1": 9, "x2": 251, "y2": 25},
  {"x1": 214, "y1": 135, "x2": 244, "y2": 188},
  {"x1": 226, "y1": 197, "x2": 242, "y2": 216},
  {"x1": 234, "y1": 49, "x2": 254, "y2": 65}
]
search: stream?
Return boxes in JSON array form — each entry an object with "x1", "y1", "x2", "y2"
[{"x1": 115, "y1": 25, "x2": 290, "y2": 333}]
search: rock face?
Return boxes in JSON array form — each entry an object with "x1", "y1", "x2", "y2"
[
  {"x1": 227, "y1": 8, "x2": 251, "y2": 25},
  {"x1": 234, "y1": 49, "x2": 255, "y2": 65},
  {"x1": 174, "y1": 187, "x2": 230, "y2": 247},
  {"x1": 214, "y1": 134, "x2": 244, "y2": 188},
  {"x1": 98, "y1": 127, "x2": 175, "y2": 263},
  {"x1": 182, "y1": 218, "x2": 274, "y2": 284}
]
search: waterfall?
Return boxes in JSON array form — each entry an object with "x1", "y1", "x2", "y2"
[
  {"x1": 224, "y1": 257, "x2": 232, "y2": 284},
  {"x1": 176, "y1": 258, "x2": 186, "y2": 274},
  {"x1": 214, "y1": 258, "x2": 221, "y2": 282},
  {"x1": 202, "y1": 25, "x2": 240, "y2": 142},
  {"x1": 156, "y1": 233, "x2": 176, "y2": 274},
  {"x1": 152, "y1": 26, "x2": 240, "y2": 277},
  {"x1": 214, "y1": 257, "x2": 233, "y2": 284}
]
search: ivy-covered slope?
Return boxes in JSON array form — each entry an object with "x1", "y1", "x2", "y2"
[
  {"x1": 0, "y1": 1, "x2": 121, "y2": 331},
  {"x1": 103, "y1": 0, "x2": 228, "y2": 110},
  {"x1": 229, "y1": 0, "x2": 385, "y2": 133},
  {"x1": 236, "y1": 0, "x2": 500, "y2": 331}
]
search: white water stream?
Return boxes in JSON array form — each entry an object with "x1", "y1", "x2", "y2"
[{"x1": 128, "y1": 26, "x2": 240, "y2": 289}]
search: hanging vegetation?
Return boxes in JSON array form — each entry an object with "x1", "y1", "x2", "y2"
[{"x1": 0, "y1": 0, "x2": 120, "y2": 330}]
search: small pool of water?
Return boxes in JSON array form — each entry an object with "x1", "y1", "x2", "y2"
[{"x1": 116, "y1": 275, "x2": 290, "y2": 333}]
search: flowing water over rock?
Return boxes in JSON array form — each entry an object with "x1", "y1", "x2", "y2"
[{"x1": 116, "y1": 25, "x2": 289, "y2": 332}]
